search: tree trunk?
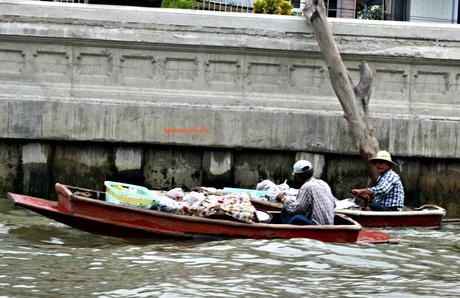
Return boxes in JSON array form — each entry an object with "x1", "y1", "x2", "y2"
[{"x1": 303, "y1": 0, "x2": 380, "y2": 181}]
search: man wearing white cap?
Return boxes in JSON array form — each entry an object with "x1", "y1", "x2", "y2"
[
  {"x1": 276, "y1": 160, "x2": 336, "y2": 225},
  {"x1": 351, "y1": 150, "x2": 404, "y2": 211}
]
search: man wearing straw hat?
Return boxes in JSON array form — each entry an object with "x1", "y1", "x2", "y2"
[{"x1": 352, "y1": 150, "x2": 405, "y2": 211}]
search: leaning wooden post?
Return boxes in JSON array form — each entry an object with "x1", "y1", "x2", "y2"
[{"x1": 303, "y1": 0, "x2": 380, "y2": 180}]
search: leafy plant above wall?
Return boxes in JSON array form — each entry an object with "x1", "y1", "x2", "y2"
[
  {"x1": 161, "y1": 0, "x2": 197, "y2": 9},
  {"x1": 253, "y1": 0, "x2": 292, "y2": 16},
  {"x1": 358, "y1": 5, "x2": 383, "y2": 20}
]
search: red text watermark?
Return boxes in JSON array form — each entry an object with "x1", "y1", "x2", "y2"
[{"x1": 163, "y1": 127, "x2": 209, "y2": 134}]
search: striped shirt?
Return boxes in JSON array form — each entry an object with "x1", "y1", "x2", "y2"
[
  {"x1": 369, "y1": 169, "x2": 404, "y2": 208},
  {"x1": 282, "y1": 178, "x2": 336, "y2": 225}
]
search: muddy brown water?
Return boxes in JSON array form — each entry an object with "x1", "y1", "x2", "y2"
[{"x1": 0, "y1": 198, "x2": 459, "y2": 297}]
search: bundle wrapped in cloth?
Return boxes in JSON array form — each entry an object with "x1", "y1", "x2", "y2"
[
  {"x1": 177, "y1": 192, "x2": 257, "y2": 223},
  {"x1": 104, "y1": 182, "x2": 257, "y2": 222}
]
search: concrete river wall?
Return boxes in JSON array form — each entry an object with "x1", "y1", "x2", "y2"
[{"x1": 0, "y1": 1, "x2": 459, "y2": 215}]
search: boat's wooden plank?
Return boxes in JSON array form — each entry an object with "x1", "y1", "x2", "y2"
[{"x1": 442, "y1": 218, "x2": 460, "y2": 224}]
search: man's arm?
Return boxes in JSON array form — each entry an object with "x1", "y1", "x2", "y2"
[
  {"x1": 278, "y1": 188, "x2": 312, "y2": 214},
  {"x1": 369, "y1": 173, "x2": 397, "y2": 195}
]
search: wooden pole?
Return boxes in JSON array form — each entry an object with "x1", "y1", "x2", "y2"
[{"x1": 303, "y1": 0, "x2": 380, "y2": 180}]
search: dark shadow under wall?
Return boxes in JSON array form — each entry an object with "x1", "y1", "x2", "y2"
[{"x1": 1, "y1": 141, "x2": 459, "y2": 216}]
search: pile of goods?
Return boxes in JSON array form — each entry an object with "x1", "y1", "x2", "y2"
[{"x1": 104, "y1": 182, "x2": 257, "y2": 223}]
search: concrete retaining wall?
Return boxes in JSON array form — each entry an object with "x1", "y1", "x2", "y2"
[
  {"x1": 0, "y1": 1, "x2": 459, "y2": 215},
  {"x1": 1, "y1": 141, "x2": 458, "y2": 215}
]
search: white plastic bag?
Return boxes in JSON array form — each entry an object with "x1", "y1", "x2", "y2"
[
  {"x1": 256, "y1": 180, "x2": 277, "y2": 191},
  {"x1": 150, "y1": 190, "x2": 180, "y2": 212},
  {"x1": 183, "y1": 191, "x2": 206, "y2": 208},
  {"x1": 335, "y1": 198, "x2": 357, "y2": 209},
  {"x1": 165, "y1": 187, "x2": 185, "y2": 200}
]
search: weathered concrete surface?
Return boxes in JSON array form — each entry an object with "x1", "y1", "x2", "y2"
[
  {"x1": 0, "y1": 141, "x2": 19, "y2": 196},
  {"x1": 144, "y1": 148, "x2": 203, "y2": 190},
  {"x1": 111, "y1": 146, "x2": 144, "y2": 186},
  {"x1": 21, "y1": 142, "x2": 50, "y2": 198},
  {"x1": 0, "y1": 1, "x2": 458, "y2": 158},
  {"x1": 1, "y1": 141, "x2": 458, "y2": 216},
  {"x1": 202, "y1": 150, "x2": 233, "y2": 188},
  {"x1": 416, "y1": 161, "x2": 460, "y2": 216},
  {"x1": 233, "y1": 151, "x2": 294, "y2": 188},
  {"x1": 326, "y1": 156, "x2": 371, "y2": 201},
  {"x1": 114, "y1": 147, "x2": 143, "y2": 173},
  {"x1": 0, "y1": 2, "x2": 459, "y2": 215},
  {"x1": 51, "y1": 145, "x2": 112, "y2": 192}
]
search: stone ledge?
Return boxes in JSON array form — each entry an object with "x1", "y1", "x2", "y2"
[
  {"x1": 1, "y1": 2, "x2": 460, "y2": 60},
  {"x1": 2, "y1": 1, "x2": 460, "y2": 40},
  {"x1": 1, "y1": 82, "x2": 458, "y2": 118},
  {"x1": 0, "y1": 96, "x2": 458, "y2": 158}
]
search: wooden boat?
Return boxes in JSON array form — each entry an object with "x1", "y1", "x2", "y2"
[
  {"x1": 251, "y1": 199, "x2": 445, "y2": 228},
  {"x1": 6, "y1": 183, "x2": 397, "y2": 244},
  {"x1": 335, "y1": 205, "x2": 446, "y2": 228}
]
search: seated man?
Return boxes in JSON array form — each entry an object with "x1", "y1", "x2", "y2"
[
  {"x1": 276, "y1": 160, "x2": 335, "y2": 225},
  {"x1": 352, "y1": 150, "x2": 404, "y2": 211}
]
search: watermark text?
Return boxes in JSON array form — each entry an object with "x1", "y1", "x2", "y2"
[{"x1": 163, "y1": 127, "x2": 209, "y2": 134}]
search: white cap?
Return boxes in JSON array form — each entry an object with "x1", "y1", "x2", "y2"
[{"x1": 293, "y1": 160, "x2": 312, "y2": 174}]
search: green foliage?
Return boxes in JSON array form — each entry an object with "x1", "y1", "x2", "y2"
[
  {"x1": 253, "y1": 0, "x2": 292, "y2": 16},
  {"x1": 253, "y1": 0, "x2": 265, "y2": 13},
  {"x1": 161, "y1": 0, "x2": 197, "y2": 9},
  {"x1": 278, "y1": 0, "x2": 292, "y2": 15},
  {"x1": 358, "y1": 5, "x2": 383, "y2": 20}
]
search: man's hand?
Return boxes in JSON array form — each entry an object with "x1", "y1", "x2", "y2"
[
  {"x1": 275, "y1": 193, "x2": 285, "y2": 203},
  {"x1": 351, "y1": 188, "x2": 373, "y2": 201}
]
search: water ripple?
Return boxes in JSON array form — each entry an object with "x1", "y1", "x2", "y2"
[{"x1": 0, "y1": 199, "x2": 460, "y2": 297}]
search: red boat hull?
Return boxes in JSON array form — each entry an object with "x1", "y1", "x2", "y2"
[
  {"x1": 334, "y1": 208, "x2": 445, "y2": 228},
  {"x1": 6, "y1": 184, "x2": 397, "y2": 244}
]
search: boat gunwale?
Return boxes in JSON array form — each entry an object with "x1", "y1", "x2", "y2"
[
  {"x1": 251, "y1": 199, "x2": 446, "y2": 216},
  {"x1": 335, "y1": 206, "x2": 446, "y2": 217},
  {"x1": 70, "y1": 193, "x2": 362, "y2": 231}
]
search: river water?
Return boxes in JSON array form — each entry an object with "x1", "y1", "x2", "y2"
[{"x1": 0, "y1": 198, "x2": 459, "y2": 298}]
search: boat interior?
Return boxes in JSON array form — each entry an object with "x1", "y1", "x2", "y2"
[{"x1": 64, "y1": 185, "x2": 357, "y2": 226}]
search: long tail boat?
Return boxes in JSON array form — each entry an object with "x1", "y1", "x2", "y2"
[
  {"x1": 250, "y1": 198, "x2": 445, "y2": 228},
  {"x1": 6, "y1": 183, "x2": 396, "y2": 244}
]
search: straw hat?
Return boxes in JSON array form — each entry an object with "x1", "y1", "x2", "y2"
[{"x1": 369, "y1": 150, "x2": 398, "y2": 167}]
